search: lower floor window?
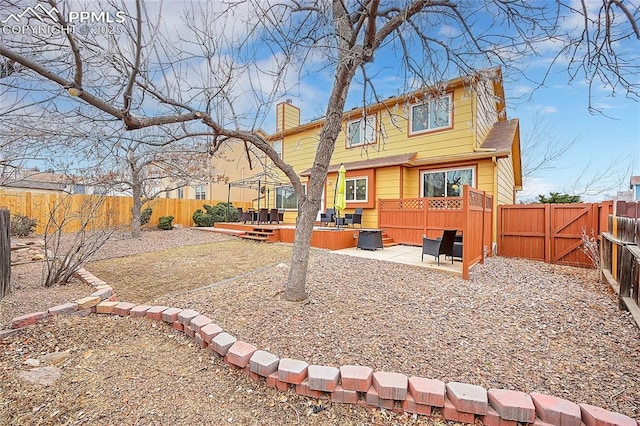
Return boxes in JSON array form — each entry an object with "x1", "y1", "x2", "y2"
[
  {"x1": 345, "y1": 177, "x2": 367, "y2": 202},
  {"x1": 276, "y1": 185, "x2": 305, "y2": 209},
  {"x1": 421, "y1": 167, "x2": 473, "y2": 197}
]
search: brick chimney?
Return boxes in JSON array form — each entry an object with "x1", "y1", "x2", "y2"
[{"x1": 276, "y1": 99, "x2": 300, "y2": 132}]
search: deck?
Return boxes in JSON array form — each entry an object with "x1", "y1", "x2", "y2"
[{"x1": 209, "y1": 222, "x2": 396, "y2": 251}]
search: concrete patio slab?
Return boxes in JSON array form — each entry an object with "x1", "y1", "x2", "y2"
[{"x1": 334, "y1": 245, "x2": 462, "y2": 275}]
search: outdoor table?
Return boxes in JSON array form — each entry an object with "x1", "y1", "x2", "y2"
[{"x1": 357, "y1": 229, "x2": 383, "y2": 251}]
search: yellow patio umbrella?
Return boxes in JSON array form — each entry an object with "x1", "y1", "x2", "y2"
[{"x1": 334, "y1": 164, "x2": 347, "y2": 226}]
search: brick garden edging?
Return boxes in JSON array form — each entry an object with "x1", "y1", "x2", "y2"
[{"x1": 2, "y1": 268, "x2": 639, "y2": 426}]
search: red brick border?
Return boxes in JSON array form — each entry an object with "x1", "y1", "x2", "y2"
[{"x1": 2, "y1": 268, "x2": 638, "y2": 426}]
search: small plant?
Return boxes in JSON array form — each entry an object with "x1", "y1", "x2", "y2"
[
  {"x1": 158, "y1": 216, "x2": 174, "y2": 230},
  {"x1": 10, "y1": 214, "x2": 37, "y2": 237},
  {"x1": 140, "y1": 206, "x2": 153, "y2": 226},
  {"x1": 192, "y1": 202, "x2": 237, "y2": 226},
  {"x1": 581, "y1": 227, "x2": 600, "y2": 271}
]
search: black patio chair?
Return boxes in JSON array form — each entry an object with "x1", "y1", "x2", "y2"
[
  {"x1": 258, "y1": 208, "x2": 269, "y2": 224},
  {"x1": 236, "y1": 207, "x2": 243, "y2": 223},
  {"x1": 320, "y1": 208, "x2": 336, "y2": 226},
  {"x1": 344, "y1": 208, "x2": 363, "y2": 228},
  {"x1": 422, "y1": 229, "x2": 457, "y2": 265},
  {"x1": 240, "y1": 209, "x2": 253, "y2": 224},
  {"x1": 269, "y1": 208, "x2": 279, "y2": 224}
]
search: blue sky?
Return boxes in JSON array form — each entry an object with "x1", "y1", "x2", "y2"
[{"x1": 2, "y1": 0, "x2": 638, "y2": 203}]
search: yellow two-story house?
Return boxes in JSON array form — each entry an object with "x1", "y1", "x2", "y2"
[{"x1": 266, "y1": 67, "x2": 521, "y2": 243}]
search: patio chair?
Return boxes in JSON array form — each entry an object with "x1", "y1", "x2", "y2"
[
  {"x1": 258, "y1": 208, "x2": 269, "y2": 224},
  {"x1": 343, "y1": 208, "x2": 363, "y2": 228},
  {"x1": 240, "y1": 209, "x2": 253, "y2": 224},
  {"x1": 236, "y1": 207, "x2": 243, "y2": 223},
  {"x1": 320, "y1": 208, "x2": 336, "y2": 226},
  {"x1": 422, "y1": 229, "x2": 457, "y2": 265},
  {"x1": 269, "y1": 208, "x2": 279, "y2": 224}
]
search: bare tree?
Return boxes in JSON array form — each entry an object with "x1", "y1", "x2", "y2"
[
  {"x1": 0, "y1": 0, "x2": 638, "y2": 301},
  {"x1": 42, "y1": 193, "x2": 116, "y2": 288},
  {"x1": 81, "y1": 131, "x2": 213, "y2": 238}
]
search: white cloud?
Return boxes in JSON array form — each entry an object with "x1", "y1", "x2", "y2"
[{"x1": 539, "y1": 105, "x2": 558, "y2": 114}]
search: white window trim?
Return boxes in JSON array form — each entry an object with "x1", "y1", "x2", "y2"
[
  {"x1": 408, "y1": 93, "x2": 453, "y2": 135},
  {"x1": 273, "y1": 139, "x2": 283, "y2": 159},
  {"x1": 420, "y1": 166, "x2": 474, "y2": 198},
  {"x1": 345, "y1": 176, "x2": 368, "y2": 202},
  {"x1": 195, "y1": 184, "x2": 207, "y2": 200},
  {"x1": 347, "y1": 115, "x2": 376, "y2": 147}
]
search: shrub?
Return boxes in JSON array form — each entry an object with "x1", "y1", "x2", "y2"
[
  {"x1": 158, "y1": 216, "x2": 174, "y2": 230},
  {"x1": 11, "y1": 214, "x2": 37, "y2": 237},
  {"x1": 192, "y1": 202, "x2": 238, "y2": 227},
  {"x1": 140, "y1": 206, "x2": 153, "y2": 225}
]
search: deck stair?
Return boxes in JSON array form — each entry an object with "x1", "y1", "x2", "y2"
[
  {"x1": 239, "y1": 227, "x2": 280, "y2": 243},
  {"x1": 381, "y1": 230, "x2": 398, "y2": 248}
]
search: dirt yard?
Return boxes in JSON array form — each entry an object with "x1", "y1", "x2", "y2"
[{"x1": 1, "y1": 228, "x2": 639, "y2": 425}]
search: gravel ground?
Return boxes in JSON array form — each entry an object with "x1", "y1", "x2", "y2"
[{"x1": 1, "y1": 228, "x2": 639, "y2": 424}]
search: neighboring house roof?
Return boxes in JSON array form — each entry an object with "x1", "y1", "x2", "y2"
[
  {"x1": 300, "y1": 153, "x2": 417, "y2": 176},
  {"x1": 630, "y1": 176, "x2": 640, "y2": 187},
  {"x1": 1, "y1": 179, "x2": 71, "y2": 192}
]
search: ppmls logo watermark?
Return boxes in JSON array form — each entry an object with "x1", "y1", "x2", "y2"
[{"x1": 2, "y1": 3, "x2": 125, "y2": 36}]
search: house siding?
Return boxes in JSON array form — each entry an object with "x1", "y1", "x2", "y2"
[
  {"x1": 496, "y1": 156, "x2": 515, "y2": 205},
  {"x1": 474, "y1": 79, "x2": 500, "y2": 148},
  {"x1": 265, "y1": 69, "x2": 520, "y2": 236}
]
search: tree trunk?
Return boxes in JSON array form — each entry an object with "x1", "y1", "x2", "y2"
[
  {"x1": 284, "y1": 199, "x2": 318, "y2": 301},
  {"x1": 283, "y1": 39, "x2": 359, "y2": 300},
  {"x1": 131, "y1": 184, "x2": 142, "y2": 238},
  {"x1": 0, "y1": 209, "x2": 10, "y2": 301}
]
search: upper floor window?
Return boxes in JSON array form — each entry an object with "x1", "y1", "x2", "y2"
[
  {"x1": 409, "y1": 94, "x2": 452, "y2": 135},
  {"x1": 272, "y1": 139, "x2": 283, "y2": 159},
  {"x1": 177, "y1": 187, "x2": 184, "y2": 199},
  {"x1": 347, "y1": 115, "x2": 376, "y2": 148},
  {"x1": 195, "y1": 184, "x2": 206, "y2": 200},
  {"x1": 421, "y1": 167, "x2": 473, "y2": 198},
  {"x1": 346, "y1": 177, "x2": 367, "y2": 202}
]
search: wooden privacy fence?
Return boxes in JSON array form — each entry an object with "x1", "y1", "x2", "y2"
[
  {"x1": 497, "y1": 202, "x2": 612, "y2": 267},
  {"x1": 379, "y1": 185, "x2": 493, "y2": 280},
  {"x1": 0, "y1": 191, "x2": 251, "y2": 234},
  {"x1": 601, "y1": 215, "x2": 640, "y2": 328}
]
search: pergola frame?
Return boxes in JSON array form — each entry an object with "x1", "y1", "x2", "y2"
[{"x1": 226, "y1": 171, "x2": 292, "y2": 221}]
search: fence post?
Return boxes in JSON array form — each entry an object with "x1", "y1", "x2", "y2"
[
  {"x1": 612, "y1": 214, "x2": 618, "y2": 279},
  {"x1": 462, "y1": 185, "x2": 470, "y2": 280},
  {"x1": 619, "y1": 245, "x2": 632, "y2": 310},
  {"x1": 0, "y1": 209, "x2": 10, "y2": 301},
  {"x1": 544, "y1": 204, "x2": 551, "y2": 263}
]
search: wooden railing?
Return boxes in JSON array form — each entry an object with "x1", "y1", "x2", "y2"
[
  {"x1": 601, "y1": 215, "x2": 640, "y2": 329},
  {"x1": 378, "y1": 186, "x2": 493, "y2": 280}
]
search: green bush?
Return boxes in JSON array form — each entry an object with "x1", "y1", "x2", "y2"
[
  {"x1": 192, "y1": 202, "x2": 238, "y2": 227},
  {"x1": 157, "y1": 216, "x2": 174, "y2": 230},
  {"x1": 140, "y1": 206, "x2": 153, "y2": 225},
  {"x1": 11, "y1": 214, "x2": 37, "y2": 237}
]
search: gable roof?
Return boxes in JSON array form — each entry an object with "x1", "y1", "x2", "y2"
[
  {"x1": 270, "y1": 67, "x2": 505, "y2": 140},
  {"x1": 631, "y1": 176, "x2": 640, "y2": 187},
  {"x1": 480, "y1": 118, "x2": 522, "y2": 190}
]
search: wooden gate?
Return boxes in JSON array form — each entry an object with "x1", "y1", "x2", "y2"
[{"x1": 498, "y1": 202, "x2": 612, "y2": 267}]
